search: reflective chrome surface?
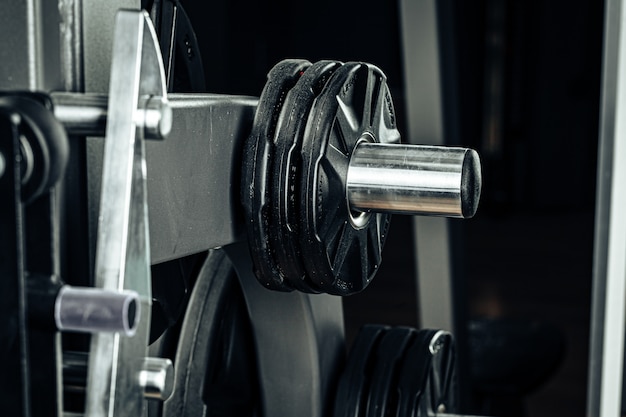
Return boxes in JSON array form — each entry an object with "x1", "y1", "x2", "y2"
[
  {"x1": 52, "y1": 92, "x2": 172, "y2": 140},
  {"x1": 346, "y1": 142, "x2": 481, "y2": 219},
  {"x1": 138, "y1": 358, "x2": 174, "y2": 401}
]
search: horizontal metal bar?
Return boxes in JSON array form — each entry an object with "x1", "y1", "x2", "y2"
[
  {"x1": 63, "y1": 93, "x2": 481, "y2": 263},
  {"x1": 145, "y1": 94, "x2": 257, "y2": 263},
  {"x1": 51, "y1": 92, "x2": 172, "y2": 140}
]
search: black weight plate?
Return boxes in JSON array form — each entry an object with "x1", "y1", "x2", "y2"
[
  {"x1": 162, "y1": 249, "x2": 259, "y2": 417},
  {"x1": 395, "y1": 329, "x2": 438, "y2": 417},
  {"x1": 426, "y1": 331, "x2": 457, "y2": 414},
  {"x1": 396, "y1": 330, "x2": 457, "y2": 417},
  {"x1": 269, "y1": 60, "x2": 342, "y2": 293},
  {"x1": 299, "y1": 62, "x2": 400, "y2": 295},
  {"x1": 364, "y1": 327, "x2": 415, "y2": 417},
  {"x1": 241, "y1": 59, "x2": 311, "y2": 291},
  {"x1": 0, "y1": 95, "x2": 69, "y2": 204},
  {"x1": 333, "y1": 325, "x2": 388, "y2": 417}
]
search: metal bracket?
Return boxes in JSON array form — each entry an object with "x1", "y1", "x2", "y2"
[{"x1": 85, "y1": 9, "x2": 168, "y2": 417}]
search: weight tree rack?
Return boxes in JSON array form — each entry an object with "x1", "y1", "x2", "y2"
[{"x1": 0, "y1": 1, "x2": 623, "y2": 417}]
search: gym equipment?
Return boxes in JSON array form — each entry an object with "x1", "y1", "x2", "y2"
[
  {"x1": 333, "y1": 325, "x2": 457, "y2": 417},
  {"x1": 0, "y1": 4, "x2": 485, "y2": 417},
  {"x1": 242, "y1": 59, "x2": 481, "y2": 295}
]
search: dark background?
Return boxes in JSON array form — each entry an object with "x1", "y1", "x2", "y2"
[{"x1": 179, "y1": 1, "x2": 605, "y2": 416}]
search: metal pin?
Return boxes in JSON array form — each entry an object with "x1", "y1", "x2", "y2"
[
  {"x1": 138, "y1": 357, "x2": 175, "y2": 401},
  {"x1": 51, "y1": 92, "x2": 171, "y2": 140},
  {"x1": 54, "y1": 285, "x2": 140, "y2": 336},
  {"x1": 347, "y1": 142, "x2": 482, "y2": 219}
]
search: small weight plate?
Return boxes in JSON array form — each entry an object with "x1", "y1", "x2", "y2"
[
  {"x1": 299, "y1": 62, "x2": 400, "y2": 295},
  {"x1": 333, "y1": 325, "x2": 388, "y2": 417},
  {"x1": 0, "y1": 95, "x2": 69, "y2": 204},
  {"x1": 395, "y1": 329, "x2": 438, "y2": 417},
  {"x1": 364, "y1": 327, "x2": 415, "y2": 417},
  {"x1": 396, "y1": 330, "x2": 457, "y2": 416},
  {"x1": 426, "y1": 331, "x2": 457, "y2": 414},
  {"x1": 269, "y1": 60, "x2": 342, "y2": 293},
  {"x1": 241, "y1": 59, "x2": 311, "y2": 291}
]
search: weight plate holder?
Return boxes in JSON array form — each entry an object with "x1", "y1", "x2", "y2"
[
  {"x1": 241, "y1": 59, "x2": 312, "y2": 291},
  {"x1": 269, "y1": 59, "x2": 343, "y2": 293},
  {"x1": 299, "y1": 62, "x2": 400, "y2": 295}
]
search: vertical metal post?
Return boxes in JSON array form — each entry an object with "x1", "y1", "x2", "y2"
[
  {"x1": 588, "y1": 0, "x2": 626, "y2": 415},
  {"x1": 398, "y1": 0, "x2": 455, "y2": 332},
  {"x1": 0, "y1": 112, "x2": 31, "y2": 417}
]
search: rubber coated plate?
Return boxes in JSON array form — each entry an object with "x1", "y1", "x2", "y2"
[
  {"x1": 0, "y1": 95, "x2": 69, "y2": 204},
  {"x1": 395, "y1": 329, "x2": 439, "y2": 417},
  {"x1": 269, "y1": 60, "x2": 342, "y2": 293},
  {"x1": 425, "y1": 331, "x2": 457, "y2": 414},
  {"x1": 299, "y1": 62, "x2": 400, "y2": 295},
  {"x1": 241, "y1": 59, "x2": 311, "y2": 291},
  {"x1": 162, "y1": 249, "x2": 259, "y2": 417},
  {"x1": 333, "y1": 325, "x2": 388, "y2": 417},
  {"x1": 364, "y1": 327, "x2": 415, "y2": 417},
  {"x1": 396, "y1": 330, "x2": 457, "y2": 416}
]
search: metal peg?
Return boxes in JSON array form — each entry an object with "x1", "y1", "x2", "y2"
[
  {"x1": 346, "y1": 142, "x2": 482, "y2": 219},
  {"x1": 54, "y1": 285, "x2": 139, "y2": 336},
  {"x1": 138, "y1": 357, "x2": 174, "y2": 401},
  {"x1": 51, "y1": 92, "x2": 172, "y2": 140}
]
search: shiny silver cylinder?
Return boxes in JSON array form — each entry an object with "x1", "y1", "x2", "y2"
[
  {"x1": 51, "y1": 92, "x2": 171, "y2": 139},
  {"x1": 139, "y1": 357, "x2": 175, "y2": 401},
  {"x1": 54, "y1": 286, "x2": 140, "y2": 336},
  {"x1": 346, "y1": 143, "x2": 481, "y2": 218},
  {"x1": 51, "y1": 92, "x2": 108, "y2": 136}
]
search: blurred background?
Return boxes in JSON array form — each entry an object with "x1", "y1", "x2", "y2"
[{"x1": 178, "y1": 0, "x2": 605, "y2": 415}]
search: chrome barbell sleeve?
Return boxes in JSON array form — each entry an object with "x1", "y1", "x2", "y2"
[{"x1": 346, "y1": 143, "x2": 482, "y2": 218}]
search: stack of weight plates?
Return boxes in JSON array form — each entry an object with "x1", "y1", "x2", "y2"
[
  {"x1": 242, "y1": 59, "x2": 401, "y2": 296},
  {"x1": 333, "y1": 325, "x2": 458, "y2": 417}
]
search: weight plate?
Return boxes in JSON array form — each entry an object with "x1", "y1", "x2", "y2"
[
  {"x1": 395, "y1": 329, "x2": 438, "y2": 417},
  {"x1": 162, "y1": 249, "x2": 259, "y2": 417},
  {"x1": 299, "y1": 62, "x2": 400, "y2": 295},
  {"x1": 269, "y1": 60, "x2": 342, "y2": 293},
  {"x1": 0, "y1": 95, "x2": 69, "y2": 204},
  {"x1": 397, "y1": 330, "x2": 457, "y2": 416},
  {"x1": 364, "y1": 327, "x2": 415, "y2": 417},
  {"x1": 333, "y1": 325, "x2": 388, "y2": 417},
  {"x1": 242, "y1": 59, "x2": 311, "y2": 291},
  {"x1": 426, "y1": 331, "x2": 457, "y2": 414}
]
